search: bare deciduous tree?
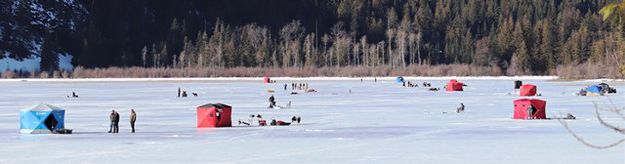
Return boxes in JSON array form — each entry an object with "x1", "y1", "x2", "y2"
[{"x1": 279, "y1": 20, "x2": 305, "y2": 68}]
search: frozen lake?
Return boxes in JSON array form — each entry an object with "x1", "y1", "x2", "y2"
[{"x1": 0, "y1": 78, "x2": 623, "y2": 163}]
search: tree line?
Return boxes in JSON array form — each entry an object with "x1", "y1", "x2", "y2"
[{"x1": 3, "y1": 0, "x2": 625, "y2": 76}]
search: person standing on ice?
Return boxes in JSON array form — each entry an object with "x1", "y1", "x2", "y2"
[
  {"x1": 284, "y1": 84, "x2": 287, "y2": 91},
  {"x1": 108, "y1": 110, "x2": 120, "y2": 133},
  {"x1": 113, "y1": 111, "x2": 120, "y2": 133},
  {"x1": 130, "y1": 109, "x2": 137, "y2": 133},
  {"x1": 108, "y1": 110, "x2": 116, "y2": 133},
  {"x1": 527, "y1": 105, "x2": 536, "y2": 120}
]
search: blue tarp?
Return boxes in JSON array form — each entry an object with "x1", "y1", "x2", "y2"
[
  {"x1": 586, "y1": 85, "x2": 603, "y2": 93},
  {"x1": 395, "y1": 76, "x2": 405, "y2": 83},
  {"x1": 19, "y1": 103, "x2": 65, "y2": 134}
]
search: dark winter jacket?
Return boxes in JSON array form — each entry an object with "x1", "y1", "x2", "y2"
[
  {"x1": 113, "y1": 113, "x2": 120, "y2": 123},
  {"x1": 269, "y1": 96, "x2": 275, "y2": 102}
]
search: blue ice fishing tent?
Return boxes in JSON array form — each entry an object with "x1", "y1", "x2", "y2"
[
  {"x1": 395, "y1": 76, "x2": 405, "y2": 83},
  {"x1": 19, "y1": 103, "x2": 65, "y2": 134},
  {"x1": 586, "y1": 85, "x2": 603, "y2": 93}
]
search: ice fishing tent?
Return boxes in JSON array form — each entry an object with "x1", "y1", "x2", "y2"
[
  {"x1": 513, "y1": 99, "x2": 546, "y2": 119},
  {"x1": 197, "y1": 103, "x2": 232, "y2": 128},
  {"x1": 519, "y1": 84, "x2": 537, "y2": 96},
  {"x1": 263, "y1": 77, "x2": 271, "y2": 83},
  {"x1": 395, "y1": 76, "x2": 405, "y2": 83},
  {"x1": 514, "y1": 80, "x2": 523, "y2": 89},
  {"x1": 446, "y1": 79, "x2": 464, "y2": 91},
  {"x1": 19, "y1": 103, "x2": 65, "y2": 134},
  {"x1": 598, "y1": 83, "x2": 617, "y2": 93},
  {"x1": 586, "y1": 85, "x2": 603, "y2": 96}
]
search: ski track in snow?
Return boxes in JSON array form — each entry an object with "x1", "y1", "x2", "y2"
[{"x1": 0, "y1": 78, "x2": 623, "y2": 163}]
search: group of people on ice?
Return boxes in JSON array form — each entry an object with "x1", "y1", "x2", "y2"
[
  {"x1": 284, "y1": 82, "x2": 317, "y2": 93},
  {"x1": 238, "y1": 114, "x2": 301, "y2": 126},
  {"x1": 108, "y1": 109, "x2": 137, "y2": 133},
  {"x1": 177, "y1": 88, "x2": 198, "y2": 98}
]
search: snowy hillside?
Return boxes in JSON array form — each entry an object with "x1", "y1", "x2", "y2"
[
  {"x1": 0, "y1": 52, "x2": 73, "y2": 72},
  {"x1": 0, "y1": 0, "x2": 84, "y2": 71}
]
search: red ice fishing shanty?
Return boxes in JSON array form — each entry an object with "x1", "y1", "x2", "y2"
[
  {"x1": 513, "y1": 98, "x2": 546, "y2": 119},
  {"x1": 519, "y1": 84, "x2": 537, "y2": 96},
  {"x1": 197, "y1": 103, "x2": 232, "y2": 128},
  {"x1": 446, "y1": 79, "x2": 464, "y2": 91},
  {"x1": 263, "y1": 76, "x2": 271, "y2": 83}
]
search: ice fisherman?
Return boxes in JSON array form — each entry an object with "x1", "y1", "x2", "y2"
[
  {"x1": 566, "y1": 113, "x2": 576, "y2": 119},
  {"x1": 284, "y1": 84, "x2": 288, "y2": 91},
  {"x1": 290, "y1": 116, "x2": 301, "y2": 123},
  {"x1": 130, "y1": 109, "x2": 137, "y2": 133},
  {"x1": 268, "y1": 95, "x2": 276, "y2": 108},
  {"x1": 527, "y1": 105, "x2": 536, "y2": 119},
  {"x1": 108, "y1": 110, "x2": 120, "y2": 133},
  {"x1": 456, "y1": 103, "x2": 465, "y2": 113},
  {"x1": 578, "y1": 88, "x2": 587, "y2": 96},
  {"x1": 108, "y1": 110, "x2": 114, "y2": 133},
  {"x1": 182, "y1": 91, "x2": 188, "y2": 97}
]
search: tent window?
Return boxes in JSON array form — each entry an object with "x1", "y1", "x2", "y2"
[{"x1": 44, "y1": 115, "x2": 58, "y2": 131}]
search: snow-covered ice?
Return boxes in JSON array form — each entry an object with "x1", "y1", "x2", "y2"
[{"x1": 0, "y1": 78, "x2": 623, "y2": 163}]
